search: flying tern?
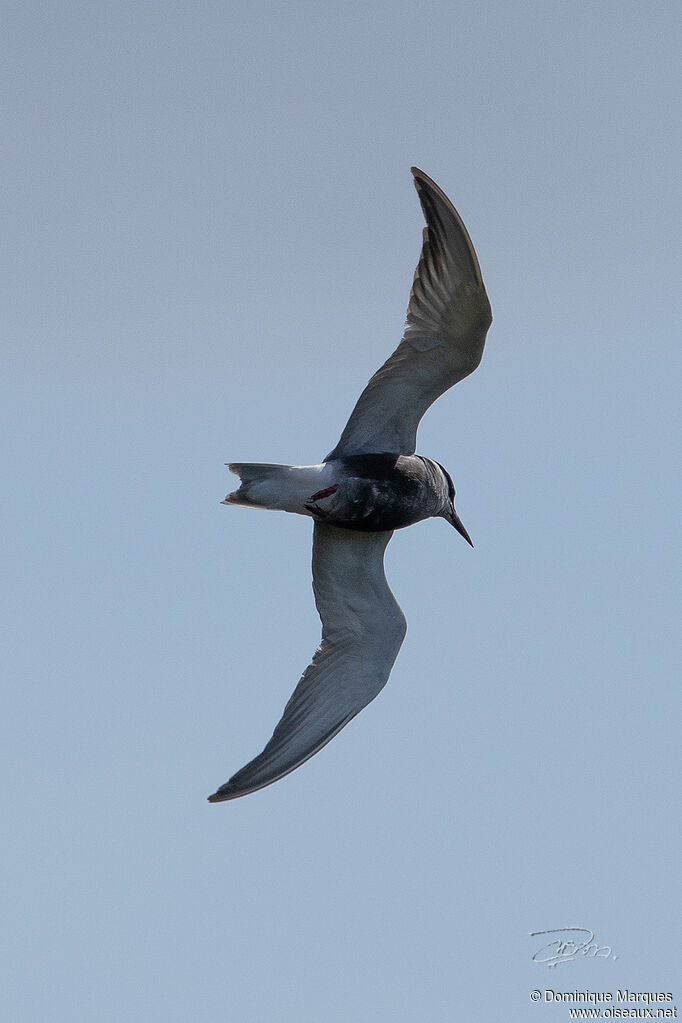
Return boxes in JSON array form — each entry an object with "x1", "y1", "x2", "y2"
[{"x1": 208, "y1": 167, "x2": 492, "y2": 802}]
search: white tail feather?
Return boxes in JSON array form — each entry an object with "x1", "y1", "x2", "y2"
[{"x1": 223, "y1": 462, "x2": 332, "y2": 514}]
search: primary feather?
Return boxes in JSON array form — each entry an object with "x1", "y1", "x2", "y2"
[{"x1": 326, "y1": 168, "x2": 491, "y2": 459}]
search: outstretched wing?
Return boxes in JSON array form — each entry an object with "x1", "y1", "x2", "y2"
[
  {"x1": 208, "y1": 523, "x2": 406, "y2": 802},
  {"x1": 326, "y1": 167, "x2": 492, "y2": 460}
]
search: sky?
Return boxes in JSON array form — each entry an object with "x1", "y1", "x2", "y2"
[{"x1": 2, "y1": 2, "x2": 680, "y2": 1020}]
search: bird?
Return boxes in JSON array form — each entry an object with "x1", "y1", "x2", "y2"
[{"x1": 208, "y1": 167, "x2": 492, "y2": 802}]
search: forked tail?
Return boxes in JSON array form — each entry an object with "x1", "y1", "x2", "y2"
[{"x1": 222, "y1": 462, "x2": 329, "y2": 514}]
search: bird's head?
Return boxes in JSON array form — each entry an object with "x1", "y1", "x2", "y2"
[{"x1": 436, "y1": 462, "x2": 474, "y2": 547}]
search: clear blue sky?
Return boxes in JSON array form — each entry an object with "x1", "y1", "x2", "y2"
[{"x1": 3, "y1": 2, "x2": 679, "y2": 1020}]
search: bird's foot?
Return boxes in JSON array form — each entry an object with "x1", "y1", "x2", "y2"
[
  {"x1": 305, "y1": 484, "x2": 338, "y2": 518},
  {"x1": 309, "y1": 485, "x2": 338, "y2": 501}
]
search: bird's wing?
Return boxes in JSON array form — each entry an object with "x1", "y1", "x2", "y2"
[
  {"x1": 208, "y1": 523, "x2": 406, "y2": 802},
  {"x1": 326, "y1": 167, "x2": 492, "y2": 460}
]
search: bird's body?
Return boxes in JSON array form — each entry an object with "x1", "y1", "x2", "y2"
[
  {"x1": 208, "y1": 167, "x2": 491, "y2": 802},
  {"x1": 225, "y1": 454, "x2": 459, "y2": 533}
]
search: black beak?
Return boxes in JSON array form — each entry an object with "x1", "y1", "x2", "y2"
[{"x1": 449, "y1": 507, "x2": 474, "y2": 547}]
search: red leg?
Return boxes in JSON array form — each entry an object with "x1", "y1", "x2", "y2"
[{"x1": 309, "y1": 484, "x2": 338, "y2": 501}]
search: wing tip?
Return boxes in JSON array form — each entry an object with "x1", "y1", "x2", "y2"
[
  {"x1": 207, "y1": 786, "x2": 230, "y2": 803},
  {"x1": 207, "y1": 783, "x2": 243, "y2": 803},
  {"x1": 409, "y1": 165, "x2": 486, "y2": 289},
  {"x1": 410, "y1": 165, "x2": 440, "y2": 193}
]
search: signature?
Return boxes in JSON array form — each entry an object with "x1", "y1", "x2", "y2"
[{"x1": 530, "y1": 927, "x2": 617, "y2": 967}]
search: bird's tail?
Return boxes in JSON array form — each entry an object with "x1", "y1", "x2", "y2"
[{"x1": 223, "y1": 462, "x2": 327, "y2": 514}]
